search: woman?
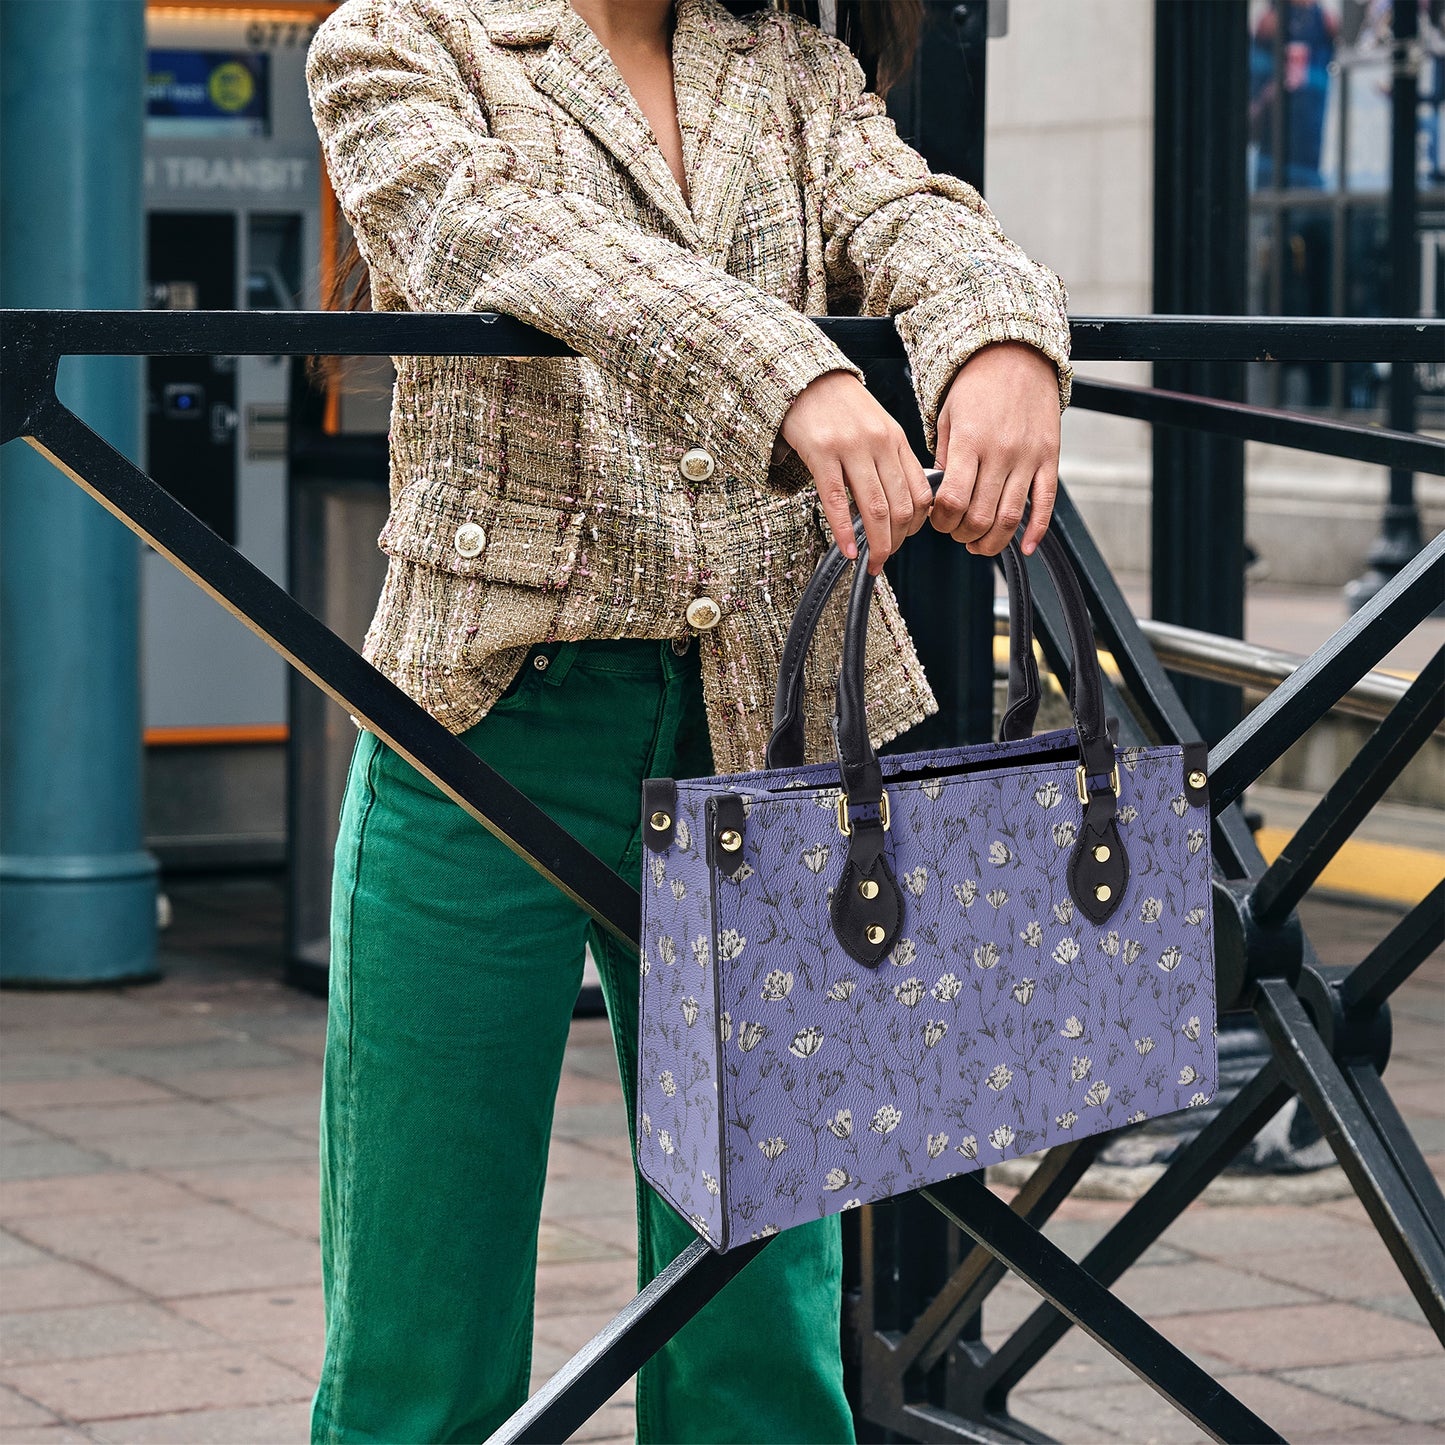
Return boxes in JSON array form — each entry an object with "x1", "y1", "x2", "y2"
[{"x1": 303, "y1": 0, "x2": 1071, "y2": 1439}]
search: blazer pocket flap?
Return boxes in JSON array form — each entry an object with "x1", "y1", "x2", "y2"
[{"x1": 378, "y1": 484, "x2": 587, "y2": 589}]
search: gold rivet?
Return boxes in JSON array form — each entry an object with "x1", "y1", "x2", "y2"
[
  {"x1": 859, "y1": 880, "x2": 879, "y2": 900},
  {"x1": 1093, "y1": 844, "x2": 1110, "y2": 863},
  {"x1": 1094, "y1": 884, "x2": 1112, "y2": 903},
  {"x1": 1189, "y1": 770, "x2": 1207, "y2": 790},
  {"x1": 719, "y1": 829, "x2": 742, "y2": 852},
  {"x1": 866, "y1": 924, "x2": 886, "y2": 945},
  {"x1": 649, "y1": 811, "x2": 671, "y2": 832}
]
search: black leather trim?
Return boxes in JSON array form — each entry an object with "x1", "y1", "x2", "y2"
[
  {"x1": 1183, "y1": 741, "x2": 1210, "y2": 808},
  {"x1": 641, "y1": 778, "x2": 677, "y2": 852},
  {"x1": 709, "y1": 794, "x2": 748, "y2": 879},
  {"x1": 997, "y1": 544, "x2": 1041, "y2": 742},
  {"x1": 829, "y1": 818, "x2": 903, "y2": 965},
  {"x1": 1069, "y1": 790, "x2": 1129, "y2": 925}
]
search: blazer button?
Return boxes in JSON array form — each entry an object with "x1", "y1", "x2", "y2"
[
  {"x1": 678, "y1": 447, "x2": 716, "y2": 483},
  {"x1": 454, "y1": 522, "x2": 486, "y2": 558},
  {"x1": 686, "y1": 596, "x2": 721, "y2": 630}
]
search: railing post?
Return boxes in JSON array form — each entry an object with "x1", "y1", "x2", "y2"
[{"x1": 0, "y1": 0, "x2": 158, "y2": 984}]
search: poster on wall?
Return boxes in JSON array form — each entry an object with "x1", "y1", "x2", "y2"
[{"x1": 147, "y1": 50, "x2": 270, "y2": 139}]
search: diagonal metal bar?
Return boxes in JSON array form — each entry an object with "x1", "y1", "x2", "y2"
[
  {"x1": 1250, "y1": 648, "x2": 1445, "y2": 926},
  {"x1": 919, "y1": 1176, "x2": 1283, "y2": 1443},
  {"x1": 1072, "y1": 378, "x2": 1445, "y2": 475},
  {"x1": 13, "y1": 400, "x2": 642, "y2": 946},
  {"x1": 1255, "y1": 980, "x2": 1445, "y2": 1340},
  {"x1": 983, "y1": 1061, "x2": 1294, "y2": 1400},
  {"x1": 1209, "y1": 533, "x2": 1445, "y2": 813},
  {"x1": 1346, "y1": 1060, "x2": 1445, "y2": 1253},
  {"x1": 486, "y1": 1237, "x2": 766, "y2": 1444},
  {"x1": 1339, "y1": 881, "x2": 1445, "y2": 1019}
]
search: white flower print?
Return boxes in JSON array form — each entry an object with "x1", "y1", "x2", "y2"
[
  {"x1": 986, "y1": 1063, "x2": 1014, "y2": 1092},
  {"x1": 681, "y1": 997, "x2": 699, "y2": 1028},
  {"x1": 1052, "y1": 937, "x2": 1081, "y2": 967},
  {"x1": 893, "y1": 977, "x2": 925, "y2": 1008},
  {"x1": 823, "y1": 1167, "x2": 849, "y2": 1191},
  {"x1": 703, "y1": 1171, "x2": 719, "y2": 1195},
  {"x1": 718, "y1": 929, "x2": 746, "y2": 962},
  {"x1": 1034, "y1": 781, "x2": 1062, "y2": 809},
  {"x1": 1135, "y1": 1036, "x2": 1155, "y2": 1056},
  {"x1": 761, "y1": 969, "x2": 794, "y2": 1001},
  {"x1": 932, "y1": 973, "x2": 963, "y2": 1001},
  {"x1": 1121, "y1": 747, "x2": 1145, "y2": 772},
  {"x1": 956, "y1": 1136, "x2": 979, "y2": 1160},
  {"x1": 826, "y1": 978, "x2": 856, "y2": 1002},
  {"x1": 758, "y1": 1136, "x2": 788, "y2": 1161},
  {"x1": 640, "y1": 958, "x2": 651, "y2": 977},
  {"x1": 1178, "y1": 1065, "x2": 1199, "y2": 1086},
  {"x1": 1170, "y1": 793, "x2": 1189, "y2": 817},
  {"x1": 1140, "y1": 897, "x2": 1164, "y2": 924},
  {"x1": 719, "y1": 1011, "x2": 732, "y2": 1043},
  {"x1": 670, "y1": 878, "x2": 687, "y2": 901},
  {"x1": 1122, "y1": 939, "x2": 1144, "y2": 966},
  {"x1": 1055, "y1": 1110, "x2": 1079, "y2": 1129},
  {"x1": 751, "y1": 1224, "x2": 779, "y2": 1239},
  {"x1": 922, "y1": 1019, "x2": 948, "y2": 1049},
  {"x1": 1127, "y1": 1110, "x2": 1147, "y2": 1123},
  {"x1": 1185, "y1": 907, "x2": 1207, "y2": 927},
  {"x1": 658, "y1": 935, "x2": 677, "y2": 967},
  {"x1": 842, "y1": 1199, "x2": 863, "y2": 1210},
  {"x1": 1189, "y1": 1092, "x2": 1211, "y2": 1107},
  {"x1": 659, "y1": 1070, "x2": 677, "y2": 1097},
  {"x1": 1158, "y1": 946, "x2": 1183, "y2": 973},
  {"x1": 1020, "y1": 920, "x2": 1043, "y2": 948},
  {"x1": 870, "y1": 1105, "x2": 903, "y2": 1134},
  {"x1": 1052, "y1": 821, "x2": 1077, "y2": 848},
  {"x1": 789, "y1": 1026, "x2": 824, "y2": 1059},
  {"x1": 1182, "y1": 1015, "x2": 1202, "y2": 1041},
  {"x1": 1060, "y1": 1016, "x2": 1085, "y2": 1039},
  {"x1": 659, "y1": 1129, "x2": 675, "y2": 1155},
  {"x1": 1071, "y1": 1054, "x2": 1093, "y2": 1082},
  {"x1": 1118, "y1": 804, "x2": 1139, "y2": 824},
  {"x1": 691, "y1": 935, "x2": 710, "y2": 969},
  {"x1": 1013, "y1": 978, "x2": 1036, "y2": 1005},
  {"x1": 988, "y1": 1124, "x2": 1016, "y2": 1151},
  {"x1": 927, "y1": 1132, "x2": 949, "y2": 1159},
  {"x1": 649, "y1": 856, "x2": 667, "y2": 887},
  {"x1": 641, "y1": 1112, "x2": 652, "y2": 1137},
  {"x1": 1187, "y1": 828, "x2": 1205, "y2": 856},
  {"x1": 974, "y1": 942, "x2": 1002, "y2": 971},
  {"x1": 816, "y1": 790, "x2": 842, "y2": 811},
  {"x1": 725, "y1": 861, "x2": 755, "y2": 884},
  {"x1": 921, "y1": 777, "x2": 944, "y2": 800},
  {"x1": 890, "y1": 938, "x2": 917, "y2": 969},
  {"x1": 1053, "y1": 899, "x2": 1075, "y2": 925},
  {"x1": 987, "y1": 841, "x2": 1011, "y2": 866},
  {"x1": 903, "y1": 866, "x2": 929, "y2": 897},
  {"x1": 1100, "y1": 930, "x2": 1121, "y2": 957},
  {"x1": 737, "y1": 1021, "x2": 769, "y2": 1052},
  {"x1": 1083, "y1": 1080, "x2": 1112, "y2": 1107},
  {"x1": 689, "y1": 1213, "x2": 710, "y2": 1235},
  {"x1": 953, "y1": 880, "x2": 979, "y2": 910},
  {"x1": 674, "y1": 816, "x2": 691, "y2": 851},
  {"x1": 827, "y1": 1109, "x2": 853, "y2": 1140},
  {"x1": 802, "y1": 844, "x2": 831, "y2": 874},
  {"x1": 986, "y1": 887, "x2": 1009, "y2": 909}
]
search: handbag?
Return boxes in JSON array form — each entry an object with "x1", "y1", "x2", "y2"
[{"x1": 636, "y1": 504, "x2": 1219, "y2": 1250}]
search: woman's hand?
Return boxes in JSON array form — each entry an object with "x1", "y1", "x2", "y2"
[
  {"x1": 780, "y1": 370, "x2": 933, "y2": 575},
  {"x1": 929, "y1": 340, "x2": 1062, "y2": 556}
]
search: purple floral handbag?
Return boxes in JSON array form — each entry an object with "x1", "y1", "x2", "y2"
[{"x1": 637, "y1": 506, "x2": 1218, "y2": 1251}]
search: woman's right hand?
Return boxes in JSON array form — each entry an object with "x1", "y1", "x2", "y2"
[{"x1": 779, "y1": 370, "x2": 934, "y2": 575}]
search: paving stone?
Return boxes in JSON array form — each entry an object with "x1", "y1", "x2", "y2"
[
  {"x1": 1223, "y1": 1373, "x2": 1411, "y2": 1438},
  {"x1": 1357, "y1": 1292, "x2": 1432, "y2": 1327},
  {"x1": 157, "y1": 1066, "x2": 320, "y2": 1102},
  {"x1": 46, "y1": 1239, "x2": 322, "y2": 1302},
  {"x1": 0, "y1": 1144, "x2": 118, "y2": 1184},
  {"x1": 0, "y1": 1120, "x2": 52, "y2": 1148},
  {"x1": 88, "y1": 1041, "x2": 301, "y2": 1079},
  {"x1": 0, "y1": 1234, "x2": 50, "y2": 1270},
  {"x1": 540, "y1": 1174, "x2": 637, "y2": 1220},
  {"x1": 1006, "y1": 1380, "x2": 1211, "y2": 1443},
  {"x1": 1158, "y1": 1203, "x2": 1381, "y2": 1260},
  {"x1": 1156, "y1": 1301, "x2": 1437, "y2": 1370},
  {"x1": 1281, "y1": 1356, "x2": 1445, "y2": 1423},
  {"x1": 88, "y1": 1125, "x2": 314, "y2": 1172},
  {"x1": 229, "y1": 1197, "x2": 316, "y2": 1239},
  {"x1": 165, "y1": 1287, "x2": 322, "y2": 1345},
  {"x1": 213, "y1": 1095, "x2": 319, "y2": 1137},
  {"x1": 537, "y1": 1221, "x2": 627, "y2": 1265},
  {"x1": 551, "y1": 1101, "x2": 630, "y2": 1140},
  {"x1": 11, "y1": 1205, "x2": 300, "y2": 1271},
  {"x1": 0, "y1": 1346, "x2": 312, "y2": 1421},
  {"x1": 1110, "y1": 1258, "x2": 1317, "y2": 1317},
  {"x1": 1039, "y1": 1215, "x2": 1190, "y2": 1267},
  {"x1": 0, "y1": 1175, "x2": 196, "y2": 1222},
  {"x1": 252, "y1": 1335, "x2": 321, "y2": 1382},
  {"x1": 0, "y1": 1263, "x2": 136, "y2": 1314},
  {"x1": 532, "y1": 1309, "x2": 637, "y2": 1356},
  {"x1": 0, "y1": 1424, "x2": 95, "y2": 1443},
  {"x1": 563, "y1": 1213, "x2": 640, "y2": 1256},
  {"x1": 1231, "y1": 1237, "x2": 1410, "y2": 1301},
  {"x1": 0, "y1": 1057, "x2": 107, "y2": 1085},
  {"x1": 534, "y1": 1258, "x2": 638, "y2": 1319},
  {"x1": 0, "y1": 1383, "x2": 58, "y2": 1428},
  {"x1": 86, "y1": 1400, "x2": 314, "y2": 1443},
  {"x1": 152, "y1": 1164, "x2": 317, "y2": 1206},
  {"x1": 0, "y1": 1078, "x2": 176, "y2": 1111},
  {"x1": 554, "y1": 1071, "x2": 626, "y2": 1108},
  {"x1": 14, "y1": 1102, "x2": 248, "y2": 1143},
  {"x1": 11, "y1": 1019, "x2": 226, "y2": 1056},
  {"x1": 0, "y1": 1303, "x2": 221, "y2": 1367},
  {"x1": 545, "y1": 1138, "x2": 635, "y2": 1182},
  {"x1": 1305, "y1": 1423, "x2": 1445, "y2": 1443}
]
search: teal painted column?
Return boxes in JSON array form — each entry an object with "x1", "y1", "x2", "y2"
[{"x1": 1, "y1": 0, "x2": 158, "y2": 983}]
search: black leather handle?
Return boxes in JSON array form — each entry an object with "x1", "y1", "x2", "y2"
[{"x1": 767, "y1": 468, "x2": 1043, "y2": 768}]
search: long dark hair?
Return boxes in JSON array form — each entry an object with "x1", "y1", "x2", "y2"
[{"x1": 307, "y1": 0, "x2": 922, "y2": 390}]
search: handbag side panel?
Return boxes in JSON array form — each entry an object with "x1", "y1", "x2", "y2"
[{"x1": 636, "y1": 787, "x2": 728, "y2": 1248}]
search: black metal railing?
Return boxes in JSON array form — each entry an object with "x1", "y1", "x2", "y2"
[{"x1": 2, "y1": 309, "x2": 1441, "y2": 1444}]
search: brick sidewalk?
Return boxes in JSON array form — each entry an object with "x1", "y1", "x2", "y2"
[{"x1": 1, "y1": 890, "x2": 1440, "y2": 1444}]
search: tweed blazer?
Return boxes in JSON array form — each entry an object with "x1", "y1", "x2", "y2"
[{"x1": 304, "y1": 0, "x2": 1074, "y2": 774}]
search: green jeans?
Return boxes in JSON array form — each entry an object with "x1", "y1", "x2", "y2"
[{"x1": 312, "y1": 637, "x2": 856, "y2": 1445}]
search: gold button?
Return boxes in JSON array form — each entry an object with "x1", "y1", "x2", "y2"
[
  {"x1": 650, "y1": 811, "x2": 671, "y2": 832},
  {"x1": 866, "y1": 924, "x2": 886, "y2": 945},
  {"x1": 1093, "y1": 844, "x2": 1110, "y2": 863},
  {"x1": 454, "y1": 521, "x2": 486, "y2": 558},
  {"x1": 858, "y1": 880, "x2": 879, "y2": 900},
  {"x1": 1188, "y1": 770, "x2": 1207, "y2": 790},
  {"x1": 1094, "y1": 884, "x2": 1112, "y2": 903},
  {"x1": 719, "y1": 829, "x2": 742, "y2": 852},
  {"x1": 686, "y1": 596, "x2": 721, "y2": 630},
  {"x1": 679, "y1": 447, "x2": 716, "y2": 482}
]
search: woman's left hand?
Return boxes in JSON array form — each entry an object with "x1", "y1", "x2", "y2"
[{"x1": 928, "y1": 340, "x2": 1063, "y2": 557}]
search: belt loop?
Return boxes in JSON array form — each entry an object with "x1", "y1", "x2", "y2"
[{"x1": 539, "y1": 640, "x2": 580, "y2": 686}]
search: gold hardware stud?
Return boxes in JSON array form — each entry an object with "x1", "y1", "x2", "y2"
[
  {"x1": 1188, "y1": 769, "x2": 1207, "y2": 790},
  {"x1": 719, "y1": 829, "x2": 742, "y2": 852},
  {"x1": 649, "y1": 811, "x2": 671, "y2": 832},
  {"x1": 859, "y1": 880, "x2": 879, "y2": 900},
  {"x1": 1094, "y1": 884, "x2": 1112, "y2": 903},
  {"x1": 866, "y1": 925, "x2": 886, "y2": 945},
  {"x1": 1093, "y1": 844, "x2": 1110, "y2": 863},
  {"x1": 836, "y1": 790, "x2": 891, "y2": 837}
]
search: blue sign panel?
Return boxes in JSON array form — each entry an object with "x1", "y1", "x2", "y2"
[{"x1": 147, "y1": 50, "x2": 270, "y2": 139}]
